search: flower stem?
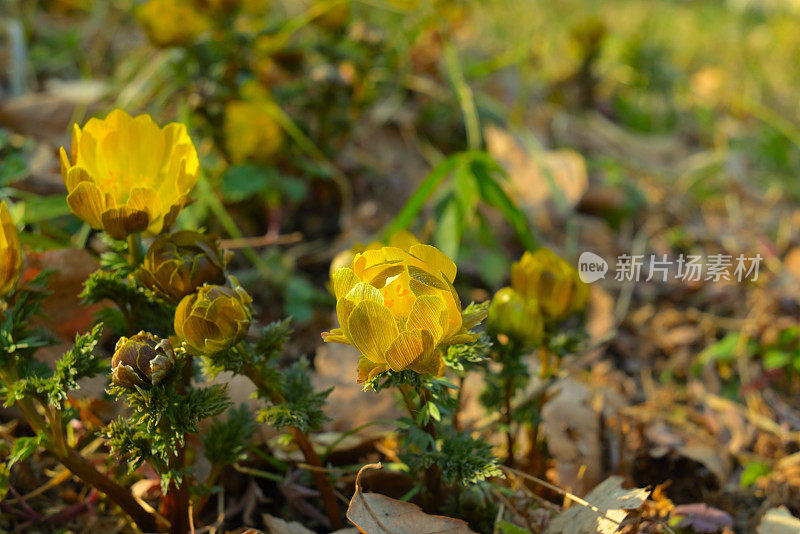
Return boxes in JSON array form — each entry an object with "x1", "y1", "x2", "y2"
[
  {"x1": 242, "y1": 362, "x2": 343, "y2": 530},
  {"x1": 0, "y1": 368, "x2": 159, "y2": 531},
  {"x1": 127, "y1": 234, "x2": 143, "y2": 267},
  {"x1": 398, "y1": 383, "x2": 441, "y2": 512}
]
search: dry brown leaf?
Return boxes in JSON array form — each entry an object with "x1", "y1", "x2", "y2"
[
  {"x1": 541, "y1": 378, "x2": 602, "y2": 495},
  {"x1": 313, "y1": 337, "x2": 401, "y2": 432},
  {"x1": 485, "y1": 125, "x2": 588, "y2": 210},
  {"x1": 263, "y1": 513, "x2": 316, "y2": 534},
  {"x1": 758, "y1": 507, "x2": 800, "y2": 534},
  {"x1": 544, "y1": 476, "x2": 650, "y2": 534},
  {"x1": 347, "y1": 463, "x2": 476, "y2": 534}
]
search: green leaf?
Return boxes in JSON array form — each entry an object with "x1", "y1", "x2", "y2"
[
  {"x1": 470, "y1": 157, "x2": 537, "y2": 251},
  {"x1": 221, "y1": 165, "x2": 307, "y2": 203},
  {"x1": 203, "y1": 404, "x2": 258, "y2": 465},
  {"x1": 9, "y1": 435, "x2": 44, "y2": 467},
  {"x1": 425, "y1": 401, "x2": 441, "y2": 422},
  {"x1": 20, "y1": 195, "x2": 71, "y2": 223},
  {"x1": 433, "y1": 195, "x2": 463, "y2": 260},
  {"x1": 497, "y1": 521, "x2": 532, "y2": 534},
  {"x1": 257, "y1": 358, "x2": 331, "y2": 433},
  {"x1": 763, "y1": 349, "x2": 791, "y2": 370},
  {"x1": 740, "y1": 461, "x2": 771, "y2": 488},
  {"x1": 383, "y1": 154, "x2": 460, "y2": 239}
]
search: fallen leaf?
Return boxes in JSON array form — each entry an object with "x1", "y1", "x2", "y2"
[
  {"x1": 541, "y1": 378, "x2": 602, "y2": 495},
  {"x1": 263, "y1": 513, "x2": 316, "y2": 534},
  {"x1": 485, "y1": 126, "x2": 588, "y2": 210},
  {"x1": 313, "y1": 334, "x2": 401, "y2": 433},
  {"x1": 673, "y1": 503, "x2": 734, "y2": 533},
  {"x1": 544, "y1": 476, "x2": 650, "y2": 534},
  {"x1": 347, "y1": 463, "x2": 476, "y2": 534},
  {"x1": 758, "y1": 507, "x2": 800, "y2": 534},
  {"x1": 22, "y1": 248, "x2": 102, "y2": 341}
]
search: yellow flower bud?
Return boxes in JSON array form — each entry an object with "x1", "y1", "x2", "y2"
[
  {"x1": 174, "y1": 279, "x2": 253, "y2": 355},
  {"x1": 59, "y1": 110, "x2": 199, "y2": 240},
  {"x1": 0, "y1": 202, "x2": 21, "y2": 297},
  {"x1": 487, "y1": 287, "x2": 543, "y2": 346},
  {"x1": 111, "y1": 332, "x2": 177, "y2": 388},
  {"x1": 137, "y1": 0, "x2": 210, "y2": 47},
  {"x1": 137, "y1": 230, "x2": 230, "y2": 303},
  {"x1": 323, "y1": 243, "x2": 481, "y2": 379},
  {"x1": 511, "y1": 249, "x2": 589, "y2": 320}
]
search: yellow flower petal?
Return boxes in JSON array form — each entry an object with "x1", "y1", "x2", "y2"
[
  {"x1": 100, "y1": 207, "x2": 150, "y2": 240},
  {"x1": 347, "y1": 300, "x2": 398, "y2": 364},
  {"x1": 405, "y1": 295, "x2": 448, "y2": 344},
  {"x1": 0, "y1": 201, "x2": 21, "y2": 296},
  {"x1": 63, "y1": 166, "x2": 93, "y2": 193},
  {"x1": 409, "y1": 346, "x2": 442, "y2": 376},
  {"x1": 384, "y1": 329, "x2": 434, "y2": 372},
  {"x1": 409, "y1": 243, "x2": 457, "y2": 282},
  {"x1": 331, "y1": 267, "x2": 360, "y2": 299},
  {"x1": 321, "y1": 328, "x2": 349, "y2": 344},
  {"x1": 338, "y1": 281, "x2": 383, "y2": 339},
  {"x1": 126, "y1": 187, "x2": 160, "y2": 234},
  {"x1": 357, "y1": 357, "x2": 388, "y2": 383},
  {"x1": 66, "y1": 181, "x2": 106, "y2": 229}
]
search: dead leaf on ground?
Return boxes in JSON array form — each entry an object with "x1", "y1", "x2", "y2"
[
  {"x1": 313, "y1": 337, "x2": 401, "y2": 433},
  {"x1": 347, "y1": 463, "x2": 476, "y2": 534},
  {"x1": 673, "y1": 503, "x2": 734, "y2": 533},
  {"x1": 0, "y1": 80, "x2": 106, "y2": 144},
  {"x1": 485, "y1": 125, "x2": 588, "y2": 213},
  {"x1": 758, "y1": 506, "x2": 800, "y2": 534},
  {"x1": 544, "y1": 476, "x2": 650, "y2": 534},
  {"x1": 263, "y1": 513, "x2": 316, "y2": 534},
  {"x1": 541, "y1": 378, "x2": 602, "y2": 495}
]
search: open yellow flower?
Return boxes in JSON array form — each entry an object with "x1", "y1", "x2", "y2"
[
  {"x1": 511, "y1": 249, "x2": 589, "y2": 320},
  {"x1": 323, "y1": 243, "x2": 482, "y2": 381},
  {"x1": 60, "y1": 110, "x2": 199, "y2": 240},
  {"x1": 0, "y1": 201, "x2": 21, "y2": 297}
]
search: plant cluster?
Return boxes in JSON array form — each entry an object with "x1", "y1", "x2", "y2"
[{"x1": 1, "y1": 108, "x2": 588, "y2": 533}]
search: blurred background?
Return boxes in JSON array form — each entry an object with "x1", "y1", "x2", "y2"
[{"x1": 2, "y1": 0, "x2": 800, "y2": 530}]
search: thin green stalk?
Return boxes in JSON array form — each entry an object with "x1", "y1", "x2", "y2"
[
  {"x1": 444, "y1": 42, "x2": 481, "y2": 151},
  {"x1": 126, "y1": 234, "x2": 142, "y2": 267}
]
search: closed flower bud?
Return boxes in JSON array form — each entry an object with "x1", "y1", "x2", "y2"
[
  {"x1": 511, "y1": 249, "x2": 589, "y2": 320},
  {"x1": 487, "y1": 287, "x2": 543, "y2": 347},
  {"x1": 137, "y1": 230, "x2": 230, "y2": 303},
  {"x1": 0, "y1": 202, "x2": 21, "y2": 298},
  {"x1": 111, "y1": 332, "x2": 176, "y2": 388},
  {"x1": 174, "y1": 278, "x2": 253, "y2": 355}
]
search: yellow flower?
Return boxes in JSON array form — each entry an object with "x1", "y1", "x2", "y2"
[
  {"x1": 174, "y1": 278, "x2": 253, "y2": 355},
  {"x1": 487, "y1": 287, "x2": 543, "y2": 347},
  {"x1": 223, "y1": 100, "x2": 283, "y2": 165},
  {"x1": 511, "y1": 249, "x2": 589, "y2": 320},
  {"x1": 0, "y1": 202, "x2": 21, "y2": 297},
  {"x1": 60, "y1": 110, "x2": 199, "y2": 240},
  {"x1": 323, "y1": 243, "x2": 482, "y2": 381},
  {"x1": 329, "y1": 230, "x2": 420, "y2": 281},
  {"x1": 138, "y1": 0, "x2": 210, "y2": 47}
]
